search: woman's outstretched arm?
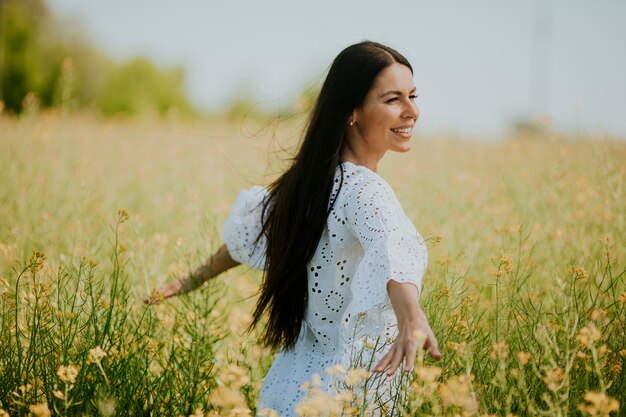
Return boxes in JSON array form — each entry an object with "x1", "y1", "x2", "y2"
[
  {"x1": 372, "y1": 280, "x2": 442, "y2": 375},
  {"x1": 144, "y1": 244, "x2": 240, "y2": 304}
]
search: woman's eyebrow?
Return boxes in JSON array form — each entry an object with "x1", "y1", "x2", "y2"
[{"x1": 379, "y1": 87, "x2": 417, "y2": 98}]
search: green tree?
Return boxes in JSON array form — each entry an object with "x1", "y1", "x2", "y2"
[
  {"x1": 0, "y1": 0, "x2": 195, "y2": 117},
  {"x1": 1, "y1": 0, "x2": 57, "y2": 112},
  {"x1": 95, "y1": 57, "x2": 195, "y2": 117}
]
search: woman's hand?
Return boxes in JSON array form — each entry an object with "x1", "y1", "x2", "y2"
[
  {"x1": 143, "y1": 244, "x2": 240, "y2": 305},
  {"x1": 143, "y1": 279, "x2": 186, "y2": 305},
  {"x1": 143, "y1": 272, "x2": 208, "y2": 305},
  {"x1": 372, "y1": 280, "x2": 442, "y2": 375}
]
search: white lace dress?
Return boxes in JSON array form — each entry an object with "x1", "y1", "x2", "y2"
[{"x1": 222, "y1": 161, "x2": 428, "y2": 416}]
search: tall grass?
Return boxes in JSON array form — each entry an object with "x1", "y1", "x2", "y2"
[
  {"x1": 1, "y1": 210, "x2": 229, "y2": 416},
  {"x1": 0, "y1": 112, "x2": 624, "y2": 416}
]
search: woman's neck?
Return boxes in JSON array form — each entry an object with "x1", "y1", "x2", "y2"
[{"x1": 340, "y1": 146, "x2": 383, "y2": 173}]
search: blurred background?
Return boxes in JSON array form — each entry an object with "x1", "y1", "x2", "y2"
[{"x1": 1, "y1": 0, "x2": 625, "y2": 138}]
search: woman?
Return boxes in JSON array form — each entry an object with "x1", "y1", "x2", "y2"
[{"x1": 147, "y1": 41, "x2": 441, "y2": 416}]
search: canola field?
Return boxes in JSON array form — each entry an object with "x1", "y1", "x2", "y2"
[{"x1": 0, "y1": 112, "x2": 624, "y2": 416}]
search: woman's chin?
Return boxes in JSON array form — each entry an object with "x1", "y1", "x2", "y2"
[{"x1": 392, "y1": 142, "x2": 412, "y2": 153}]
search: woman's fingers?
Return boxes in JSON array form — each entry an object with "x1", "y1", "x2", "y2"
[
  {"x1": 143, "y1": 288, "x2": 164, "y2": 305},
  {"x1": 426, "y1": 334, "x2": 442, "y2": 360},
  {"x1": 420, "y1": 324, "x2": 442, "y2": 361},
  {"x1": 373, "y1": 341, "x2": 414, "y2": 376},
  {"x1": 415, "y1": 313, "x2": 442, "y2": 362},
  {"x1": 385, "y1": 345, "x2": 405, "y2": 376},
  {"x1": 403, "y1": 341, "x2": 419, "y2": 371},
  {"x1": 373, "y1": 346, "x2": 395, "y2": 373},
  {"x1": 144, "y1": 281, "x2": 178, "y2": 305},
  {"x1": 373, "y1": 326, "x2": 441, "y2": 375},
  {"x1": 144, "y1": 279, "x2": 184, "y2": 305}
]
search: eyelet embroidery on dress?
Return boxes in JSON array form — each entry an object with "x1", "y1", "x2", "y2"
[{"x1": 222, "y1": 161, "x2": 428, "y2": 417}]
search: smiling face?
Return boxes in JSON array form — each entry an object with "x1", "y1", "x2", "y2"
[{"x1": 344, "y1": 62, "x2": 419, "y2": 166}]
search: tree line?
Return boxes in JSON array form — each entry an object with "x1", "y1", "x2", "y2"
[{"x1": 0, "y1": 0, "x2": 196, "y2": 117}]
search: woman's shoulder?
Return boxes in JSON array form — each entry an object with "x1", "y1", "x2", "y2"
[
  {"x1": 335, "y1": 161, "x2": 396, "y2": 200},
  {"x1": 230, "y1": 185, "x2": 268, "y2": 212},
  {"x1": 333, "y1": 161, "x2": 419, "y2": 240}
]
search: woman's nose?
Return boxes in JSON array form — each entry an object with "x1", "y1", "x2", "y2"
[{"x1": 404, "y1": 101, "x2": 419, "y2": 121}]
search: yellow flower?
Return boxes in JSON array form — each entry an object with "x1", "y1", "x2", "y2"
[
  {"x1": 428, "y1": 235, "x2": 442, "y2": 245},
  {"x1": 577, "y1": 323, "x2": 601, "y2": 348},
  {"x1": 333, "y1": 390, "x2": 353, "y2": 403},
  {"x1": 88, "y1": 346, "x2": 107, "y2": 364},
  {"x1": 490, "y1": 342, "x2": 509, "y2": 360},
  {"x1": 295, "y1": 388, "x2": 341, "y2": 417},
  {"x1": 445, "y1": 341, "x2": 466, "y2": 355},
  {"x1": 415, "y1": 365, "x2": 442, "y2": 383},
  {"x1": 516, "y1": 351, "x2": 531, "y2": 366},
  {"x1": 29, "y1": 403, "x2": 51, "y2": 417},
  {"x1": 543, "y1": 368, "x2": 565, "y2": 392},
  {"x1": 342, "y1": 368, "x2": 369, "y2": 386},
  {"x1": 0, "y1": 409, "x2": 10, "y2": 417},
  {"x1": 463, "y1": 295, "x2": 475, "y2": 305},
  {"x1": 208, "y1": 386, "x2": 246, "y2": 409},
  {"x1": 15, "y1": 383, "x2": 32, "y2": 396},
  {"x1": 325, "y1": 364, "x2": 346, "y2": 376},
  {"x1": 229, "y1": 408, "x2": 252, "y2": 417},
  {"x1": 573, "y1": 266, "x2": 589, "y2": 280},
  {"x1": 258, "y1": 408, "x2": 280, "y2": 417},
  {"x1": 118, "y1": 209, "x2": 130, "y2": 222},
  {"x1": 218, "y1": 364, "x2": 250, "y2": 389},
  {"x1": 145, "y1": 288, "x2": 164, "y2": 305},
  {"x1": 494, "y1": 252, "x2": 513, "y2": 278},
  {"x1": 29, "y1": 252, "x2": 46, "y2": 274},
  {"x1": 439, "y1": 374, "x2": 478, "y2": 413},
  {"x1": 310, "y1": 373, "x2": 322, "y2": 387},
  {"x1": 53, "y1": 390, "x2": 64, "y2": 399},
  {"x1": 56, "y1": 364, "x2": 79, "y2": 384},
  {"x1": 590, "y1": 309, "x2": 607, "y2": 322},
  {"x1": 577, "y1": 391, "x2": 619, "y2": 416}
]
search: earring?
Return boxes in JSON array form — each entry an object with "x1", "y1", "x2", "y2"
[{"x1": 349, "y1": 120, "x2": 355, "y2": 126}]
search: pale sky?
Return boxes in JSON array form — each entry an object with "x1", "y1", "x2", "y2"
[{"x1": 48, "y1": 0, "x2": 626, "y2": 137}]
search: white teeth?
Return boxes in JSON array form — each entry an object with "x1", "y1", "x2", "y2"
[{"x1": 392, "y1": 128, "x2": 411, "y2": 134}]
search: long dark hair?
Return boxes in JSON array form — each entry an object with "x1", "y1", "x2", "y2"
[{"x1": 250, "y1": 41, "x2": 413, "y2": 350}]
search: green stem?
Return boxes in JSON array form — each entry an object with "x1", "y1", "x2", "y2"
[{"x1": 97, "y1": 361, "x2": 110, "y2": 386}]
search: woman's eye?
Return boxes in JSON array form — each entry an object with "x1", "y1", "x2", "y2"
[{"x1": 386, "y1": 95, "x2": 418, "y2": 103}]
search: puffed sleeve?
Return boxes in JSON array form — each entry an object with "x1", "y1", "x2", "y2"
[
  {"x1": 222, "y1": 185, "x2": 268, "y2": 270},
  {"x1": 344, "y1": 174, "x2": 428, "y2": 312}
]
